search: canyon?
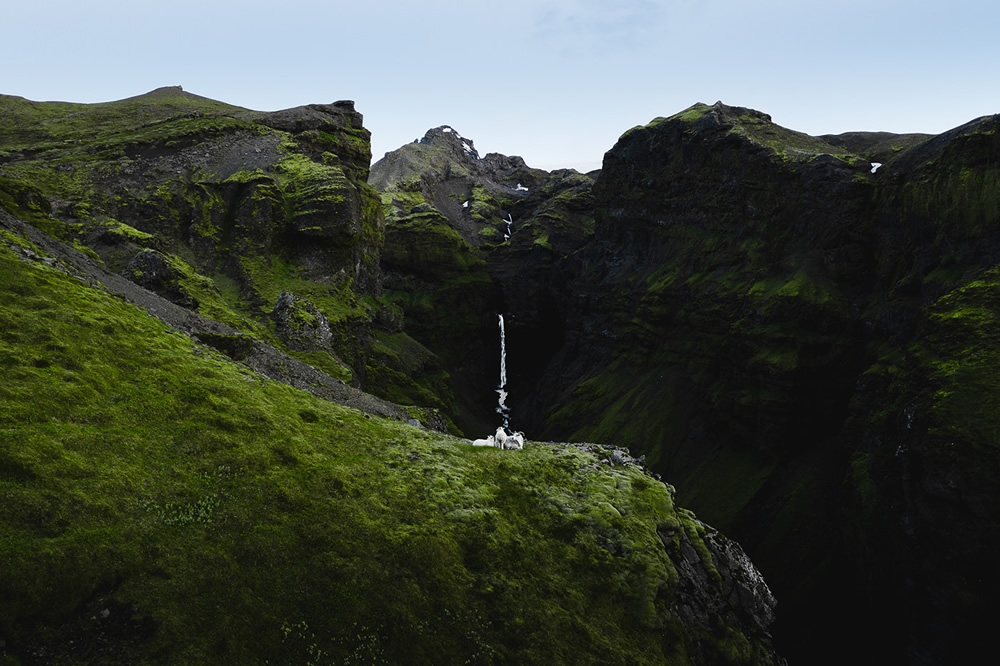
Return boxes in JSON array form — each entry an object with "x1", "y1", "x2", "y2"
[{"x1": 2, "y1": 86, "x2": 999, "y2": 664}]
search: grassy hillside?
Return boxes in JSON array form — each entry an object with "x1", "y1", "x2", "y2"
[
  {"x1": 0, "y1": 87, "x2": 464, "y2": 425},
  {"x1": 0, "y1": 231, "x2": 775, "y2": 664}
]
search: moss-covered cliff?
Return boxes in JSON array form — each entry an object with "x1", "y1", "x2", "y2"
[
  {"x1": 371, "y1": 127, "x2": 596, "y2": 435},
  {"x1": 0, "y1": 90, "x2": 785, "y2": 664},
  {"x1": 0, "y1": 86, "x2": 452, "y2": 421},
  {"x1": 508, "y1": 102, "x2": 1000, "y2": 664}
]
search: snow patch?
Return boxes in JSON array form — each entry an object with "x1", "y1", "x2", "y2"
[
  {"x1": 515, "y1": 183, "x2": 529, "y2": 192},
  {"x1": 871, "y1": 162, "x2": 883, "y2": 173}
]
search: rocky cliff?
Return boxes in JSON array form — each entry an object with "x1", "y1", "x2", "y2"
[
  {"x1": 0, "y1": 89, "x2": 785, "y2": 664},
  {"x1": 0, "y1": 86, "x2": 458, "y2": 419},
  {"x1": 371, "y1": 127, "x2": 595, "y2": 434},
  {"x1": 512, "y1": 102, "x2": 1000, "y2": 664},
  {"x1": 369, "y1": 102, "x2": 1000, "y2": 664}
]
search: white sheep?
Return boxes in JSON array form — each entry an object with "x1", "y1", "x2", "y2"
[
  {"x1": 505, "y1": 432, "x2": 525, "y2": 450},
  {"x1": 469, "y1": 428, "x2": 526, "y2": 450},
  {"x1": 471, "y1": 435, "x2": 495, "y2": 447}
]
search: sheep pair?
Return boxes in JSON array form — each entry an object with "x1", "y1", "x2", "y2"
[{"x1": 471, "y1": 427, "x2": 525, "y2": 450}]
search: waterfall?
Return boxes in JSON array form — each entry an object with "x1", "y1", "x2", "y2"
[
  {"x1": 496, "y1": 314, "x2": 510, "y2": 429},
  {"x1": 503, "y1": 214, "x2": 513, "y2": 241}
]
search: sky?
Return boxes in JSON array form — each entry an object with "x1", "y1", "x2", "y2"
[{"x1": 4, "y1": 0, "x2": 999, "y2": 172}]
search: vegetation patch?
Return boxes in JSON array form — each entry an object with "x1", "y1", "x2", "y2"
[{"x1": 0, "y1": 242, "x2": 764, "y2": 663}]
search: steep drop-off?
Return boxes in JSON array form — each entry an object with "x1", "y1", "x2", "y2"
[
  {"x1": 370, "y1": 101, "x2": 1000, "y2": 664},
  {"x1": 371, "y1": 127, "x2": 595, "y2": 434},
  {"x1": 520, "y1": 102, "x2": 1000, "y2": 664}
]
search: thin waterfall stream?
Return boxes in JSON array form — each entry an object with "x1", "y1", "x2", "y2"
[{"x1": 496, "y1": 313, "x2": 510, "y2": 429}]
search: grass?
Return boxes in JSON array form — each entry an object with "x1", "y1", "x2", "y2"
[
  {"x1": 0, "y1": 88, "x2": 249, "y2": 156},
  {"x1": 0, "y1": 88, "x2": 397, "y2": 411},
  {"x1": 0, "y1": 239, "x2": 766, "y2": 664}
]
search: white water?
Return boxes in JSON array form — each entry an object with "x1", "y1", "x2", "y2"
[
  {"x1": 503, "y1": 214, "x2": 513, "y2": 241},
  {"x1": 496, "y1": 314, "x2": 510, "y2": 429}
]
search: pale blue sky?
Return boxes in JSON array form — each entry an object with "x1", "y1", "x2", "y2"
[{"x1": 4, "y1": 0, "x2": 999, "y2": 171}]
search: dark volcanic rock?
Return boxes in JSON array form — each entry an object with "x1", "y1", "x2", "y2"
[
  {"x1": 667, "y1": 520, "x2": 782, "y2": 664},
  {"x1": 271, "y1": 291, "x2": 334, "y2": 352},
  {"x1": 513, "y1": 102, "x2": 1000, "y2": 665},
  {"x1": 819, "y1": 129, "x2": 932, "y2": 167},
  {"x1": 369, "y1": 101, "x2": 1000, "y2": 664},
  {"x1": 122, "y1": 248, "x2": 200, "y2": 307},
  {"x1": 371, "y1": 128, "x2": 596, "y2": 434},
  {"x1": 371, "y1": 125, "x2": 541, "y2": 248},
  {"x1": 0, "y1": 209, "x2": 444, "y2": 430}
]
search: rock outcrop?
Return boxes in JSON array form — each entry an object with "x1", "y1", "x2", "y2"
[{"x1": 0, "y1": 86, "x2": 391, "y2": 389}]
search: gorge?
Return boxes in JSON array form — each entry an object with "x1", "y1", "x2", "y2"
[
  {"x1": 370, "y1": 103, "x2": 1000, "y2": 665},
  {"x1": 2, "y1": 86, "x2": 999, "y2": 665}
]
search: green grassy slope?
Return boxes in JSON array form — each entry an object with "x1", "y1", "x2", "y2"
[
  {"x1": 0, "y1": 234, "x2": 771, "y2": 664},
  {"x1": 0, "y1": 87, "x2": 459, "y2": 423}
]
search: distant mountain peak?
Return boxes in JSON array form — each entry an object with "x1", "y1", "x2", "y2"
[{"x1": 419, "y1": 125, "x2": 480, "y2": 159}]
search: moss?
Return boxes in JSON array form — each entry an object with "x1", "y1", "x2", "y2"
[
  {"x1": 71, "y1": 238, "x2": 102, "y2": 263},
  {"x1": 101, "y1": 218, "x2": 156, "y2": 243},
  {"x1": 285, "y1": 349, "x2": 354, "y2": 383},
  {"x1": 548, "y1": 364, "x2": 688, "y2": 471},
  {"x1": 273, "y1": 153, "x2": 353, "y2": 226},
  {"x1": 239, "y1": 252, "x2": 368, "y2": 326},
  {"x1": 0, "y1": 241, "x2": 765, "y2": 663},
  {"x1": 222, "y1": 167, "x2": 270, "y2": 185},
  {"x1": 383, "y1": 211, "x2": 486, "y2": 276},
  {"x1": 0, "y1": 227, "x2": 34, "y2": 250},
  {"x1": 0, "y1": 175, "x2": 68, "y2": 238},
  {"x1": 668, "y1": 104, "x2": 711, "y2": 124},
  {"x1": 193, "y1": 332, "x2": 256, "y2": 362},
  {"x1": 726, "y1": 112, "x2": 855, "y2": 163},
  {"x1": 907, "y1": 267, "x2": 1000, "y2": 448},
  {"x1": 155, "y1": 251, "x2": 276, "y2": 341},
  {"x1": 0, "y1": 89, "x2": 249, "y2": 152},
  {"x1": 747, "y1": 270, "x2": 846, "y2": 313}
]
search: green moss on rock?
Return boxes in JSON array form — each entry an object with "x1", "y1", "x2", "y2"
[{"x1": 0, "y1": 244, "x2": 777, "y2": 664}]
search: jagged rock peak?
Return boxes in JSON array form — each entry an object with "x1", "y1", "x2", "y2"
[
  {"x1": 418, "y1": 125, "x2": 480, "y2": 159},
  {"x1": 411, "y1": 127, "x2": 534, "y2": 174}
]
